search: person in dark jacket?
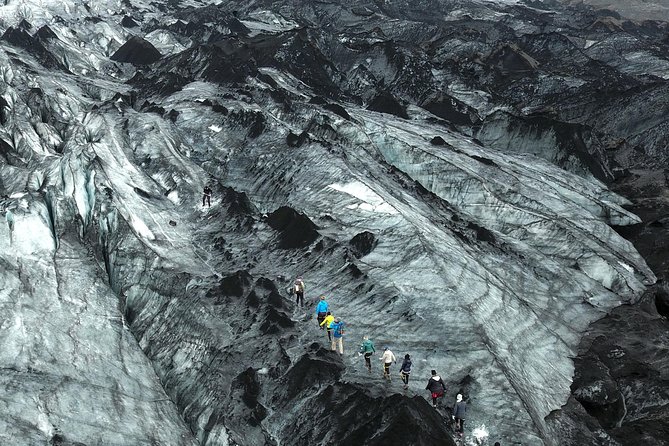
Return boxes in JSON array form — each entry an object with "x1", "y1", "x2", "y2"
[
  {"x1": 425, "y1": 370, "x2": 446, "y2": 407},
  {"x1": 202, "y1": 185, "x2": 212, "y2": 207},
  {"x1": 453, "y1": 393, "x2": 467, "y2": 435},
  {"x1": 294, "y1": 276, "x2": 305, "y2": 307},
  {"x1": 399, "y1": 354, "x2": 412, "y2": 389}
]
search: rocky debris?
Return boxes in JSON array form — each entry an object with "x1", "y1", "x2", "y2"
[{"x1": 110, "y1": 36, "x2": 162, "y2": 65}]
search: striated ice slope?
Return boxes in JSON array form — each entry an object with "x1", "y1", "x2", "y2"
[{"x1": 0, "y1": 0, "x2": 662, "y2": 445}]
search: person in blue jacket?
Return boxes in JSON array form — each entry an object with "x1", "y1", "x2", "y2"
[
  {"x1": 315, "y1": 295, "x2": 329, "y2": 329},
  {"x1": 330, "y1": 317, "x2": 345, "y2": 354}
]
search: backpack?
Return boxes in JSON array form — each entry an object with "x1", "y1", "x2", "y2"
[{"x1": 295, "y1": 280, "x2": 304, "y2": 292}]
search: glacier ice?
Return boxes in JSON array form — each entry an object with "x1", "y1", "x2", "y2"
[{"x1": 0, "y1": 0, "x2": 665, "y2": 445}]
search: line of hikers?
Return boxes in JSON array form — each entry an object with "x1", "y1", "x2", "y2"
[{"x1": 296, "y1": 276, "x2": 467, "y2": 436}]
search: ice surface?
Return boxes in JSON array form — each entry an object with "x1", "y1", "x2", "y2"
[
  {"x1": 0, "y1": 0, "x2": 661, "y2": 445},
  {"x1": 327, "y1": 181, "x2": 398, "y2": 214}
]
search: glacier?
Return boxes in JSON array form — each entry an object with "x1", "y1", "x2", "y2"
[{"x1": 1, "y1": 0, "x2": 668, "y2": 445}]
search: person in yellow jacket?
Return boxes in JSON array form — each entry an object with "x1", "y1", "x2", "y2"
[{"x1": 320, "y1": 311, "x2": 334, "y2": 342}]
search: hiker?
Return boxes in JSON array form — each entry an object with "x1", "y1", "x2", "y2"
[
  {"x1": 380, "y1": 347, "x2": 396, "y2": 380},
  {"x1": 315, "y1": 295, "x2": 329, "y2": 328},
  {"x1": 399, "y1": 354, "x2": 412, "y2": 389},
  {"x1": 330, "y1": 317, "x2": 345, "y2": 354},
  {"x1": 202, "y1": 185, "x2": 212, "y2": 207},
  {"x1": 425, "y1": 370, "x2": 446, "y2": 408},
  {"x1": 358, "y1": 336, "x2": 375, "y2": 373},
  {"x1": 294, "y1": 276, "x2": 305, "y2": 307},
  {"x1": 453, "y1": 394, "x2": 467, "y2": 436},
  {"x1": 320, "y1": 311, "x2": 334, "y2": 341}
]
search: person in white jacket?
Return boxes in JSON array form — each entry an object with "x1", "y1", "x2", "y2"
[{"x1": 380, "y1": 347, "x2": 396, "y2": 380}]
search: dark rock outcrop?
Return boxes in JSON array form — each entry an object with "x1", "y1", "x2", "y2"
[
  {"x1": 110, "y1": 36, "x2": 162, "y2": 65},
  {"x1": 430, "y1": 136, "x2": 446, "y2": 146},
  {"x1": 121, "y1": 16, "x2": 139, "y2": 28},
  {"x1": 349, "y1": 231, "x2": 377, "y2": 258},
  {"x1": 571, "y1": 291, "x2": 669, "y2": 444},
  {"x1": 266, "y1": 206, "x2": 319, "y2": 249},
  {"x1": 207, "y1": 270, "x2": 253, "y2": 298},
  {"x1": 367, "y1": 91, "x2": 409, "y2": 119},
  {"x1": 280, "y1": 381, "x2": 456, "y2": 446}
]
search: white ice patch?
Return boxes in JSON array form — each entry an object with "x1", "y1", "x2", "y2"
[
  {"x1": 208, "y1": 125, "x2": 222, "y2": 133},
  {"x1": 167, "y1": 190, "x2": 180, "y2": 204},
  {"x1": 578, "y1": 255, "x2": 617, "y2": 290},
  {"x1": 129, "y1": 215, "x2": 155, "y2": 241},
  {"x1": 240, "y1": 10, "x2": 299, "y2": 36},
  {"x1": 36, "y1": 411, "x2": 54, "y2": 437},
  {"x1": 327, "y1": 181, "x2": 397, "y2": 214},
  {"x1": 144, "y1": 30, "x2": 189, "y2": 56},
  {"x1": 7, "y1": 209, "x2": 56, "y2": 254},
  {"x1": 470, "y1": 424, "x2": 489, "y2": 444}
]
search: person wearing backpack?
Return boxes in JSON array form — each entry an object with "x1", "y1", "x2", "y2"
[
  {"x1": 425, "y1": 370, "x2": 446, "y2": 408},
  {"x1": 330, "y1": 317, "x2": 345, "y2": 354},
  {"x1": 315, "y1": 295, "x2": 329, "y2": 328},
  {"x1": 202, "y1": 185, "x2": 212, "y2": 207},
  {"x1": 320, "y1": 311, "x2": 334, "y2": 341},
  {"x1": 294, "y1": 276, "x2": 305, "y2": 307},
  {"x1": 399, "y1": 354, "x2": 412, "y2": 389},
  {"x1": 380, "y1": 347, "x2": 396, "y2": 380},
  {"x1": 452, "y1": 393, "x2": 467, "y2": 436},
  {"x1": 358, "y1": 336, "x2": 375, "y2": 373}
]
